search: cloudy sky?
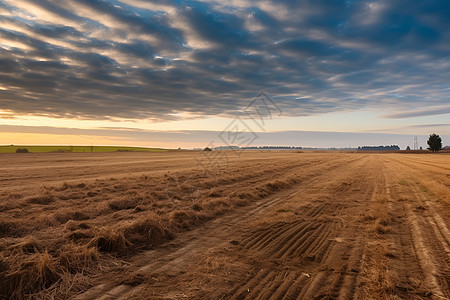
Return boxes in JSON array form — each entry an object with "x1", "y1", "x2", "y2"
[{"x1": 0, "y1": 0, "x2": 449, "y2": 148}]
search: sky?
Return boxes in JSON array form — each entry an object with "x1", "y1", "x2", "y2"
[{"x1": 0, "y1": 0, "x2": 449, "y2": 149}]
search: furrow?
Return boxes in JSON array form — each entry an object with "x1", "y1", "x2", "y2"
[
  {"x1": 291, "y1": 223, "x2": 327, "y2": 259},
  {"x1": 267, "y1": 271, "x2": 297, "y2": 300},
  {"x1": 267, "y1": 223, "x2": 316, "y2": 258},
  {"x1": 243, "y1": 271, "x2": 277, "y2": 299},
  {"x1": 301, "y1": 226, "x2": 333, "y2": 262},
  {"x1": 257, "y1": 272, "x2": 287, "y2": 300},
  {"x1": 248, "y1": 221, "x2": 306, "y2": 252},
  {"x1": 241, "y1": 222, "x2": 288, "y2": 249},
  {"x1": 228, "y1": 269, "x2": 271, "y2": 300},
  {"x1": 281, "y1": 275, "x2": 308, "y2": 300}
]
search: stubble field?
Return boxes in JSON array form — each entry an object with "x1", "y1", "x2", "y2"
[{"x1": 0, "y1": 151, "x2": 449, "y2": 299}]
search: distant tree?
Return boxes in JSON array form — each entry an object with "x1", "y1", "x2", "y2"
[
  {"x1": 406, "y1": 146, "x2": 411, "y2": 150},
  {"x1": 427, "y1": 133, "x2": 442, "y2": 152},
  {"x1": 16, "y1": 148, "x2": 29, "y2": 153}
]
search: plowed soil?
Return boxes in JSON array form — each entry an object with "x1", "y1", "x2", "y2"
[{"x1": 0, "y1": 152, "x2": 449, "y2": 300}]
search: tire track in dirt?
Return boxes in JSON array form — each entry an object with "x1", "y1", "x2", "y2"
[
  {"x1": 73, "y1": 155, "x2": 365, "y2": 299},
  {"x1": 240, "y1": 220, "x2": 334, "y2": 263},
  {"x1": 220, "y1": 155, "x2": 379, "y2": 300},
  {"x1": 229, "y1": 269, "x2": 309, "y2": 300},
  {"x1": 380, "y1": 156, "x2": 450, "y2": 299},
  {"x1": 391, "y1": 155, "x2": 450, "y2": 172},
  {"x1": 386, "y1": 154, "x2": 450, "y2": 203},
  {"x1": 398, "y1": 191, "x2": 450, "y2": 298}
]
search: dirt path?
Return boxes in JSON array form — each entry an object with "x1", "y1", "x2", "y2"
[{"x1": 379, "y1": 156, "x2": 450, "y2": 299}]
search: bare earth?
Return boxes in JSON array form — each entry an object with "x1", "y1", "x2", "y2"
[{"x1": 0, "y1": 152, "x2": 449, "y2": 300}]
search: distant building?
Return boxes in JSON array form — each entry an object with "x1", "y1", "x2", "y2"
[{"x1": 357, "y1": 145, "x2": 400, "y2": 151}]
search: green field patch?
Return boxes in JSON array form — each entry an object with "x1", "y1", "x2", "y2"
[{"x1": 0, "y1": 145, "x2": 171, "y2": 153}]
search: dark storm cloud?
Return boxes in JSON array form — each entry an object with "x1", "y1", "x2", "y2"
[{"x1": 0, "y1": 0, "x2": 449, "y2": 120}]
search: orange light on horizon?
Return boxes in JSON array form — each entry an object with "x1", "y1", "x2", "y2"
[{"x1": 0, "y1": 132, "x2": 201, "y2": 149}]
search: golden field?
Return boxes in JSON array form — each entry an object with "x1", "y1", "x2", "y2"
[{"x1": 0, "y1": 151, "x2": 449, "y2": 299}]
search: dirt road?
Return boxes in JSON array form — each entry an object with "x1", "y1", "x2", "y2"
[
  {"x1": 0, "y1": 152, "x2": 448, "y2": 299},
  {"x1": 69, "y1": 153, "x2": 449, "y2": 300}
]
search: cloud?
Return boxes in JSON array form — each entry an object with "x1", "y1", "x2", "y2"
[
  {"x1": 0, "y1": 0, "x2": 449, "y2": 121},
  {"x1": 363, "y1": 123, "x2": 450, "y2": 136},
  {"x1": 180, "y1": 2, "x2": 251, "y2": 49},
  {"x1": 381, "y1": 106, "x2": 450, "y2": 118}
]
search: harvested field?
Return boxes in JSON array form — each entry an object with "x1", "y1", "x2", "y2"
[{"x1": 0, "y1": 151, "x2": 449, "y2": 299}]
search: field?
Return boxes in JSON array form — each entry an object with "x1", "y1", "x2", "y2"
[
  {"x1": 0, "y1": 145, "x2": 170, "y2": 153},
  {"x1": 0, "y1": 151, "x2": 449, "y2": 299}
]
